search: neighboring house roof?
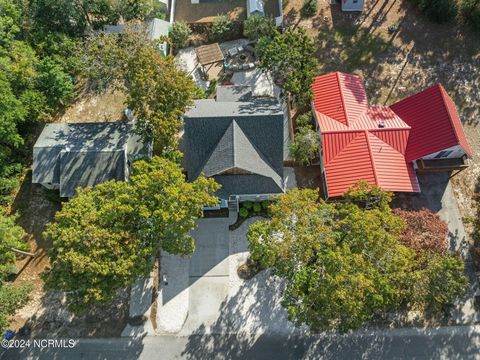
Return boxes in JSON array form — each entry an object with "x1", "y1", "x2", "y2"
[
  {"x1": 389, "y1": 83, "x2": 473, "y2": 161},
  {"x1": 183, "y1": 99, "x2": 285, "y2": 199},
  {"x1": 33, "y1": 122, "x2": 145, "y2": 197},
  {"x1": 147, "y1": 18, "x2": 169, "y2": 41},
  {"x1": 312, "y1": 72, "x2": 420, "y2": 197},
  {"x1": 101, "y1": 18, "x2": 169, "y2": 43}
]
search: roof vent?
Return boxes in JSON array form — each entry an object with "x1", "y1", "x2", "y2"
[{"x1": 378, "y1": 121, "x2": 385, "y2": 128}]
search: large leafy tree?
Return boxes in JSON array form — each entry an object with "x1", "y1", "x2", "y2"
[
  {"x1": 83, "y1": 27, "x2": 196, "y2": 148},
  {"x1": 247, "y1": 185, "x2": 467, "y2": 333},
  {"x1": 36, "y1": 57, "x2": 75, "y2": 109},
  {"x1": 0, "y1": 213, "x2": 29, "y2": 280},
  {"x1": 256, "y1": 27, "x2": 318, "y2": 105},
  {"x1": 0, "y1": 213, "x2": 32, "y2": 333},
  {"x1": 44, "y1": 156, "x2": 219, "y2": 312}
]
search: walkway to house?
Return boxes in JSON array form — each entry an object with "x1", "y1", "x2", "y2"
[{"x1": 155, "y1": 215, "x2": 300, "y2": 336}]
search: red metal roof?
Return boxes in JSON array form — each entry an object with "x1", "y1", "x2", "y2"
[
  {"x1": 312, "y1": 72, "x2": 420, "y2": 197},
  {"x1": 312, "y1": 72, "x2": 368, "y2": 127},
  {"x1": 389, "y1": 84, "x2": 472, "y2": 161}
]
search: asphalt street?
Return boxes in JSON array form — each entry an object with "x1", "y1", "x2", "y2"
[{"x1": 2, "y1": 325, "x2": 480, "y2": 360}]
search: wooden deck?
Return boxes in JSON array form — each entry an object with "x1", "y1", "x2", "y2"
[{"x1": 416, "y1": 157, "x2": 469, "y2": 173}]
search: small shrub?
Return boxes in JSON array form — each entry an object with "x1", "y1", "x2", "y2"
[
  {"x1": 289, "y1": 127, "x2": 320, "y2": 165},
  {"x1": 237, "y1": 258, "x2": 262, "y2": 280},
  {"x1": 253, "y1": 203, "x2": 261, "y2": 213},
  {"x1": 211, "y1": 15, "x2": 233, "y2": 41},
  {"x1": 261, "y1": 200, "x2": 269, "y2": 210},
  {"x1": 194, "y1": 87, "x2": 207, "y2": 99},
  {"x1": 0, "y1": 282, "x2": 32, "y2": 333},
  {"x1": 243, "y1": 15, "x2": 276, "y2": 40},
  {"x1": 169, "y1": 21, "x2": 191, "y2": 51},
  {"x1": 205, "y1": 79, "x2": 217, "y2": 97},
  {"x1": 302, "y1": 0, "x2": 318, "y2": 17},
  {"x1": 239, "y1": 207, "x2": 249, "y2": 218},
  {"x1": 244, "y1": 201, "x2": 253, "y2": 209},
  {"x1": 296, "y1": 113, "x2": 313, "y2": 129}
]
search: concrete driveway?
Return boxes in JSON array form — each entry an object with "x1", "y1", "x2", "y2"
[
  {"x1": 182, "y1": 218, "x2": 230, "y2": 335},
  {"x1": 156, "y1": 218, "x2": 231, "y2": 335}
]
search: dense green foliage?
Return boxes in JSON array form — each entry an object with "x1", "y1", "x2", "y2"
[
  {"x1": 257, "y1": 27, "x2": 318, "y2": 105},
  {"x1": 0, "y1": 213, "x2": 28, "y2": 281},
  {"x1": 0, "y1": 282, "x2": 32, "y2": 333},
  {"x1": 295, "y1": 113, "x2": 313, "y2": 128},
  {"x1": 82, "y1": 28, "x2": 196, "y2": 149},
  {"x1": 211, "y1": 15, "x2": 234, "y2": 41},
  {"x1": 410, "y1": 0, "x2": 480, "y2": 31},
  {"x1": 460, "y1": 0, "x2": 480, "y2": 31},
  {"x1": 302, "y1": 0, "x2": 318, "y2": 17},
  {"x1": 44, "y1": 156, "x2": 219, "y2": 312},
  {"x1": 0, "y1": 0, "x2": 78, "y2": 206},
  {"x1": 243, "y1": 15, "x2": 276, "y2": 40},
  {"x1": 0, "y1": 213, "x2": 31, "y2": 333},
  {"x1": 169, "y1": 21, "x2": 191, "y2": 51},
  {"x1": 247, "y1": 186, "x2": 467, "y2": 333},
  {"x1": 289, "y1": 126, "x2": 320, "y2": 165},
  {"x1": 29, "y1": 0, "x2": 164, "y2": 36},
  {"x1": 410, "y1": 0, "x2": 457, "y2": 23}
]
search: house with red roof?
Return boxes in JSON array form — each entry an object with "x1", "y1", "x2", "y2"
[{"x1": 311, "y1": 72, "x2": 472, "y2": 198}]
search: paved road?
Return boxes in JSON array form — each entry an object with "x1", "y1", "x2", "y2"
[{"x1": 2, "y1": 325, "x2": 480, "y2": 360}]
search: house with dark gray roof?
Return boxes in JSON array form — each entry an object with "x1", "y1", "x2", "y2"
[
  {"x1": 32, "y1": 122, "x2": 150, "y2": 198},
  {"x1": 183, "y1": 98, "x2": 289, "y2": 207}
]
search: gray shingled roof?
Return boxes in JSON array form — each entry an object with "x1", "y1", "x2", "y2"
[
  {"x1": 183, "y1": 99, "x2": 285, "y2": 199},
  {"x1": 33, "y1": 122, "x2": 144, "y2": 197}
]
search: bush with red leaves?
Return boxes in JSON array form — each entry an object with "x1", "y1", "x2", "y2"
[{"x1": 393, "y1": 208, "x2": 448, "y2": 255}]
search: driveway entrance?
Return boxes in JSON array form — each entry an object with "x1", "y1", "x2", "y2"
[{"x1": 181, "y1": 218, "x2": 230, "y2": 334}]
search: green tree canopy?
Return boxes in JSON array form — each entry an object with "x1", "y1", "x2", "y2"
[
  {"x1": 247, "y1": 186, "x2": 467, "y2": 333},
  {"x1": 0, "y1": 213, "x2": 29, "y2": 281},
  {"x1": 288, "y1": 126, "x2": 320, "y2": 165},
  {"x1": 82, "y1": 27, "x2": 196, "y2": 149},
  {"x1": 256, "y1": 27, "x2": 318, "y2": 105},
  {"x1": 243, "y1": 15, "x2": 276, "y2": 41},
  {"x1": 44, "y1": 156, "x2": 219, "y2": 312},
  {"x1": 36, "y1": 57, "x2": 74, "y2": 109}
]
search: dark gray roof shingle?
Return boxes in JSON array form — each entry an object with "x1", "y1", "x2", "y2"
[
  {"x1": 33, "y1": 122, "x2": 145, "y2": 197},
  {"x1": 183, "y1": 99, "x2": 285, "y2": 199}
]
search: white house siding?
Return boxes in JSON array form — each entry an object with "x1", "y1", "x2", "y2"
[{"x1": 341, "y1": 0, "x2": 364, "y2": 11}]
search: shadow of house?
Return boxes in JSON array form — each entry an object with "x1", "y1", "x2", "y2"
[{"x1": 32, "y1": 122, "x2": 150, "y2": 198}]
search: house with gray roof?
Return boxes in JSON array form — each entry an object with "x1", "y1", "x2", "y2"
[
  {"x1": 32, "y1": 122, "x2": 150, "y2": 198},
  {"x1": 183, "y1": 98, "x2": 289, "y2": 207}
]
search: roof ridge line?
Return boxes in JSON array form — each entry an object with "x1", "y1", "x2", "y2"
[
  {"x1": 364, "y1": 130, "x2": 380, "y2": 186},
  {"x1": 437, "y1": 85, "x2": 461, "y2": 145},
  {"x1": 232, "y1": 119, "x2": 237, "y2": 167},
  {"x1": 324, "y1": 131, "x2": 362, "y2": 165},
  {"x1": 336, "y1": 72, "x2": 350, "y2": 126}
]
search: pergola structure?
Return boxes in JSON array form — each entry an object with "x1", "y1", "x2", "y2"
[{"x1": 195, "y1": 43, "x2": 225, "y2": 75}]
